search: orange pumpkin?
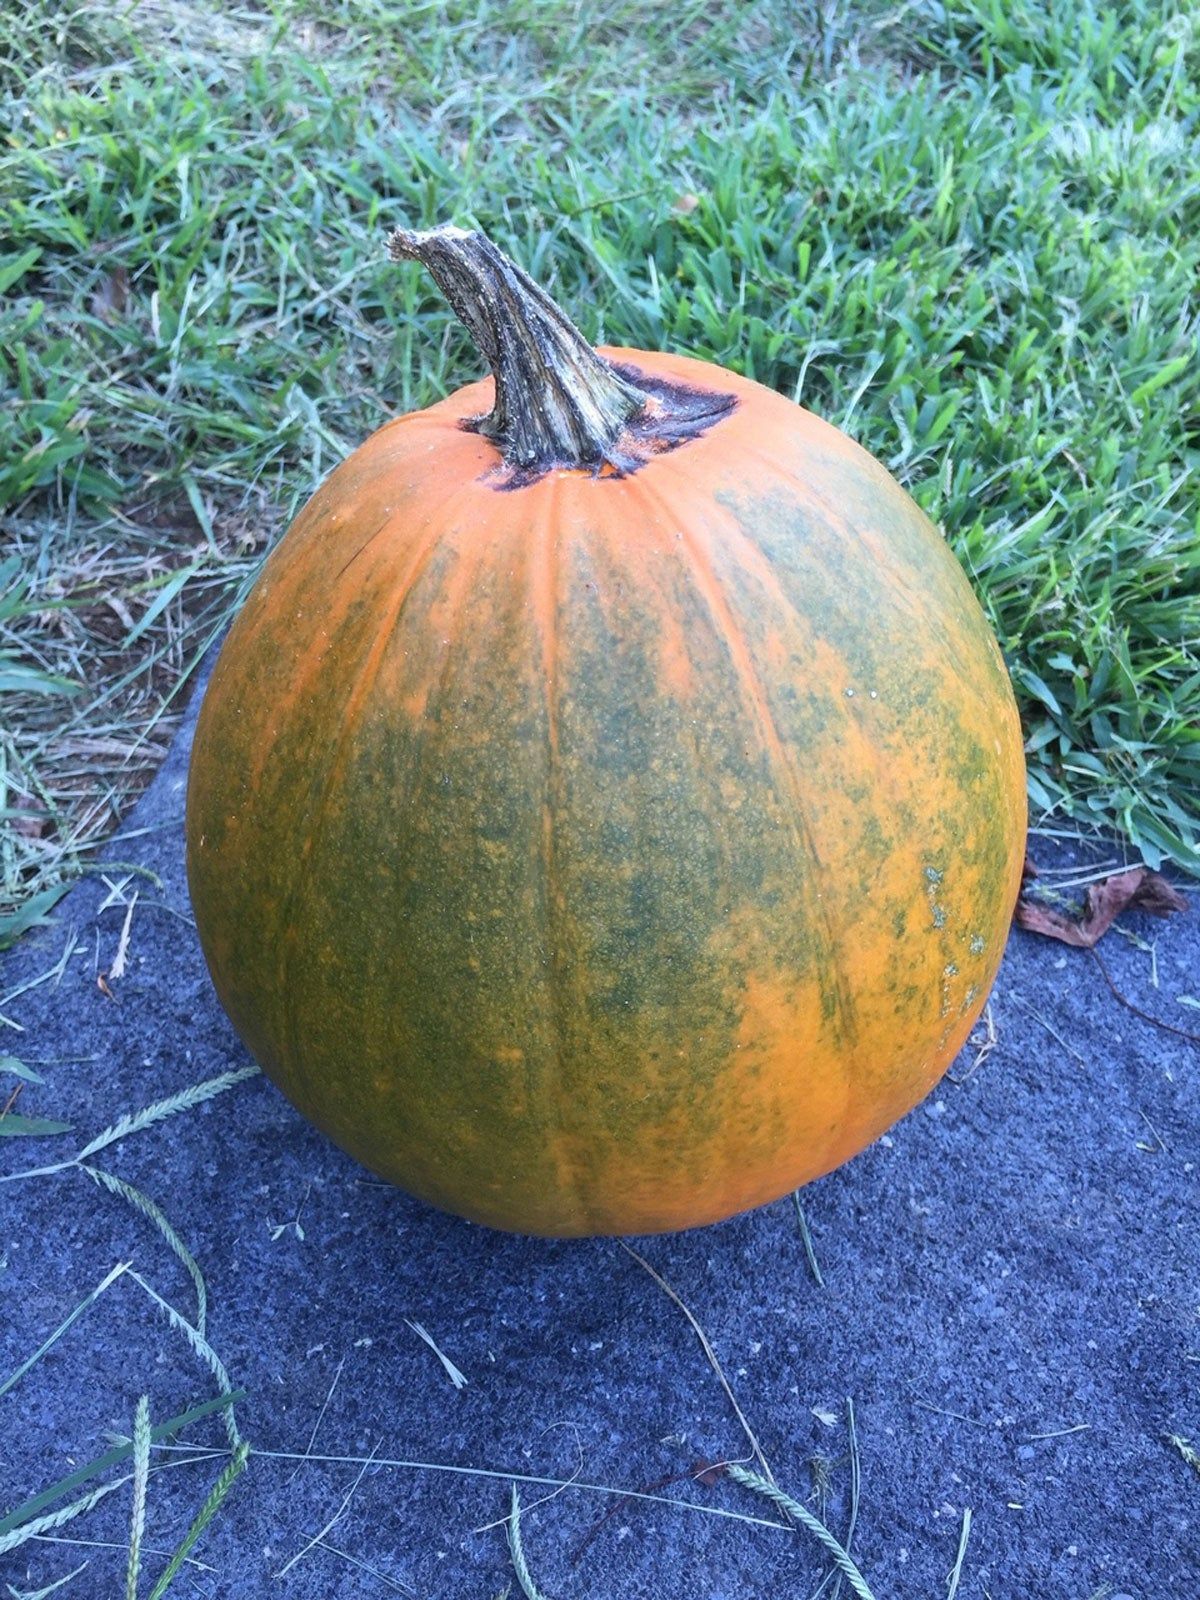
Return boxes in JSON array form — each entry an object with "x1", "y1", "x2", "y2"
[{"x1": 186, "y1": 226, "x2": 1026, "y2": 1236}]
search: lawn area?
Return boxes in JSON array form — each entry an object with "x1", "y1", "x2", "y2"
[{"x1": 1, "y1": 0, "x2": 1198, "y2": 946}]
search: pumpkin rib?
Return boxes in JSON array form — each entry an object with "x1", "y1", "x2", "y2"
[
  {"x1": 234, "y1": 445, "x2": 470, "y2": 803},
  {"x1": 319, "y1": 421, "x2": 449, "y2": 583},
  {"x1": 736, "y1": 440, "x2": 1001, "y2": 698},
  {"x1": 272, "y1": 507, "x2": 453, "y2": 1083},
  {"x1": 734, "y1": 441, "x2": 937, "y2": 617},
  {"x1": 650, "y1": 450, "x2": 917, "y2": 885},
  {"x1": 630, "y1": 468, "x2": 860, "y2": 1046},
  {"x1": 528, "y1": 474, "x2": 588, "y2": 1223},
  {"x1": 736, "y1": 440, "x2": 1026, "y2": 769}
]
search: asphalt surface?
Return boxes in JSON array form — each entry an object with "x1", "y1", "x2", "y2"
[{"x1": 1, "y1": 657, "x2": 1196, "y2": 1600}]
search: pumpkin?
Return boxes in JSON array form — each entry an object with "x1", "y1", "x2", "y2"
[{"x1": 186, "y1": 225, "x2": 1026, "y2": 1237}]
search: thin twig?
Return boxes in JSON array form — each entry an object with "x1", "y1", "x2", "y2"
[
  {"x1": 313, "y1": 1537, "x2": 416, "y2": 1594},
  {"x1": 948, "y1": 1001, "x2": 998, "y2": 1084},
  {"x1": 287, "y1": 1354, "x2": 346, "y2": 1485},
  {"x1": 154, "y1": 1443, "x2": 797, "y2": 1535},
  {"x1": 275, "y1": 1444, "x2": 379, "y2": 1579},
  {"x1": 1090, "y1": 948, "x2": 1200, "y2": 1045},
  {"x1": 811, "y1": 1395, "x2": 862, "y2": 1600},
  {"x1": 619, "y1": 1242, "x2": 780, "y2": 1493},
  {"x1": 1008, "y1": 996, "x2": 1087, "y2": 1066},
  {"x1": 910, "y1": 1394, "x2": 993, "y2": 1429},
  {"x1": 569, "y1": 1461, "x2": 723, "y2": 1565},
  {"x1": 945, "y1": 1507, "x2": 972, "y2": 1600},
  {"x1": 841, "y1": 1397, "x2": 862, "y2": 1600},
  {"x1": 792, "y1": 1193, "x2": 826, "y2": 1288},
  {"x1": 473, "y1": 1424, "x2": 585, "y2": 1535},
  {"x1": 1025, "y1": 1423, "x2": 1090, "y2": 1441}
]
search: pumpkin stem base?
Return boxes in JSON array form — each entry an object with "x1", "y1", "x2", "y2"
[{"x1": 387, "y1": 225, "x2": 735, "y2": 483}]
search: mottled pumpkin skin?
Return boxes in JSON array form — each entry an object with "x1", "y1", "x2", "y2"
[{"x1": 186, "y1": 349, "x2": 1026, "y2": 1237}]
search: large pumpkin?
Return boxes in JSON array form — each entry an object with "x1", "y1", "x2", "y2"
[{"x1": 187, "y1": 226, "x2": 1026, "y2": 1236}]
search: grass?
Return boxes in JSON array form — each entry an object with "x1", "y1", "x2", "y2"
[{"x1": 0, "y1": 0, "x2": 1197, "y2": 932}]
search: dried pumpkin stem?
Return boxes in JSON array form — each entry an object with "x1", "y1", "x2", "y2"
[{"x1": 387, "y1": 224, "x2": 649, "y2": 472}]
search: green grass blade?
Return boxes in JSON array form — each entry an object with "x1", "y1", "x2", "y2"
[
  {"x1": 726, "y1": 1463, "x2": 877, "y2": 1600},
  {"x1": 0, "y1": 1056, "x2": 46, "y2": 1083},
  {"x1": 145, "y1": 1443, "x2": 250, "y2": 1600},
  {"x1": 83, "y1": 1164, "x2": 209, "y2": 1337},
  {"x1": 0, "y1": 1114, "x2": 74, "y2": 1138},
  {"x1": 1129, "y1": 351, "x2": 1194, "y2": 407},
  {"x1": 0, "y1": 1261, "x2": 130, "y2": 1400},
  {"x1": 125, "y1": 1396, "x2": 152, "y2": 1600},
  {"x1": 0, "y1": 884, "x2": 72, "y2": 951},
  {"x1": 0, "y1": 1392, "x2": 247, "y2": 1538}
]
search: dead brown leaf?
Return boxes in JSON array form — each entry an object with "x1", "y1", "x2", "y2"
[
  {"x1": 9, "y1": 806, "x2": 48, "y2": 840},
  {"x1": 90, "y1": 265, "x2": 129, "y2": 321},
  {"x1": 1016, "y1": 866, "x2": 1189, "y2": 948}
]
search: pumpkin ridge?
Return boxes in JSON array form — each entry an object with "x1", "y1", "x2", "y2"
[
  {"x1": 653, "y1": 451, "x2": 914, "y2": 852},
  {"x1": 215, "y1": 496, "x2": 420, "y2": 805},
  {"x1": 528, "y1": 474, "x2": 585, "y2": 1221},
  {"x1": 736, "y1": 441, "x2": 1011, "y2": 706},
  {"x1": 272, "y1": 508, "x2": 453, "y2": 1080},
  {"x1": 736, "y1": 442, "x2": 964, "y2": 641},
  {"x1": 631, "y1": 470, "x2": 860, "y2": 1045}
]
